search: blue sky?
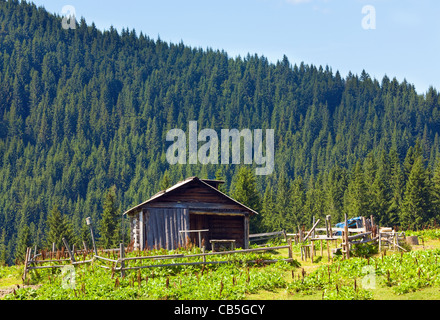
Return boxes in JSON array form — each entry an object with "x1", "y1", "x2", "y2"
[{"x1": 31, "y1": 0, "x2": 440, "y2": 94}]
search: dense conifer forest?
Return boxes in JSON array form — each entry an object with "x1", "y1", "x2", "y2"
[{"x1": 0, "y1": 0, "x2": 439, "y2": 265}]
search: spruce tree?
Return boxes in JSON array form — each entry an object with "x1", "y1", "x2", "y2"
[
  {"x1": 400, "y1": 156, "x2": 434, "y2": 229},
  {"x1": 0, "y1": 229, "x2": 7, "y2": 266},
  {"x1": 15, "y1": 209, "x2": 33, "y2": 263},
  {"x1": 344, "y1": 161, "x2": 369, "y2": 219},
  {"x1": 371, "y1": 151, "x2": 392, "y2": 226},
  {"x1": 160, "y1": 170, "x2": 172, "y2": 191},
  {"x1": 388, "y1": 147, "x2": 404, "y2": 226},
  {"x1": 289, "y1": 176, "x2": 306, "y2": 230},
  {"x1": 232, "y1": 167, "x2": 262, "y2": 233},
  {"x1": 99, "y1": 187, "x2": 120, "y2": 249},
  {"x1": 46, "y1": 205, "x2": 75, "y2": 250},
  {"x1": 432, "y1": 158, "x2": 440, "y2": 220},
  {"x1": 261, "y1": 185, "x2": 276, "y2": 232}
]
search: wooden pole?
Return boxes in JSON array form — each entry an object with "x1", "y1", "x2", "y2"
[
  {"x1": 370, "y1": 215, "x2": 375, "y2": 238},
  {"x1": 379, "y1": 229, "x2": 382, "y2": 252},
  {"x1": 288, "y1": 238, "x2": 293, "y2": 259},
  {"x1": 90, "y1": 224, "x2": 98, "y2": 256},
  {"x1": 327, "y1": 240, "x2": 331, "y2": 262},
  {"x1": 304, "y1": 219, "x2": 321, "y2": 241},
  {"x1": 120, "y1": 243, "x2": 125, "y2": 278},
  {"x1": 344, "y1": 214, "x2": 350, "y2": 259},
  {"x1": 325, "y1": 217, "x2": 329, "y2": 238},
  {"x1": 62, "y1": 238, "x2": 76, "y2": 263},
  {"x1": 22, "y1": 247, "x2": 31, "y2": 282},
  {"x1": 327, "y1": 215, "x2": 333, "y2": 238}
]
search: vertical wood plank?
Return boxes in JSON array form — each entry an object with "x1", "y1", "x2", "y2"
[
  {"x1": 344, "y1": 214, "x2": 350, "y2": 259},
  {"x1": 62, "y1": 237, "x2": 75, "y2": 263},
  {"x1": 244, "y1": 215, "x2": 250, "y2": 249},
  {"x1": 22, "y1": 247, "x2": 30, "y2": 282},
  {"x1": 164, "y1": 209, "x2": 169, "y2": 250},
  {"x1": 139, "y1": 211, "x2": 144, "y2": 251},
  {"x1": 327, "y1": 240, "x2": 331, "y2": 262},
  {"x1": 120, "y1": 243, "x2": 125, "y2": 278},
  {"x1": 144, "y1": 210, "x2": 151, "y2": 250},
  {"x1": 288, "y1": 238, "x2": 293, "y2": 259}
]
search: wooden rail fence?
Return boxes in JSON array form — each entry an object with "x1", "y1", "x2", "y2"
[{"x1": 22, "y1": 239, "x2": 294, "y2": 282}]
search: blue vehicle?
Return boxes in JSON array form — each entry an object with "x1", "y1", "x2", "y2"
[{"x1": 334, "y1": 217, "x2": 364, "y2": 236}]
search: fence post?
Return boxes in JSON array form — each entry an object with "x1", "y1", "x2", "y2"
[
  {"x1": 62, "y1": 238, "x2": 76, "y2": 263},
  {"x1": 86, "y1": 217, "x2": 98, "y2": 256},
  {"x1": 22, "y1": 247, "x2": 31, "y2": 282},
  {"x1": 344, "y1": 214, "x2": 350, "y2": 259},
  {"x1": 288, "y1": 238, "x2": 293, "y2": 259},
  {"x1": 120, "y1": 243, "x2": 125, "y2": 278}
]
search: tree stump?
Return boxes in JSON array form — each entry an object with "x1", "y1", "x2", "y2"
[{"x1": 406, "y1": 236, "x2": 419, "y2": 245}]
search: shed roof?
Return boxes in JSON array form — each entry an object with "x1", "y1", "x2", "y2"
[{"x1": 123, "y1": 176, "x2": 259, "y2": 216}]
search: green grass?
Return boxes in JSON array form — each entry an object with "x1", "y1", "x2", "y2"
[
  {"x1": 247, "y1": 233, "x2": 440, "y2": 300},
  {"x1": 3, "y1": 232, "x2": 440, "y2": 300},
  {"x1": 1, "y1": 246, "x2": 297, "y2": 300},
  {"x1": 0, "y1": 265, "x2": 22, "y2": 289}
]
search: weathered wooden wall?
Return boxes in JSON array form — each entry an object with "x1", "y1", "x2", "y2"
[
  {"x1": 129, "y1": 179, "x2": 252, "y2": 251},
  {"x1": 143, "y1": 207, "x2": 189, "y2": 251}
]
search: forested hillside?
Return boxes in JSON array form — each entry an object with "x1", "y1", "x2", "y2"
[{"x1": 0, "y1": 0, "x2": 440, "y2": 265}]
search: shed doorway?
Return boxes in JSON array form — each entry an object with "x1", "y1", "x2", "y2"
[{"x1": 189, "y1": 213, "x2": 245, "y2": 250}]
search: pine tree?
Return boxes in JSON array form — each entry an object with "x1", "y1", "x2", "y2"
[
  {"x1": 0, "y1": 229, "x2": 7, "y2": 266},
  {"x1": 160, "y1": 170, "x2": 172, "y2": 191},
  {"x1": 400, "y1": 156, "x2": 434, "y2": 229},
  {"x1": 274, "y1": 172, "x2": 291, "y2": 229},
  {"x1": 215, "y1": 167, "x2": 227, "y2": 193},
  {"x1": 289, "y1": 176, "x2": 306, "y2": 229},
  {"x1": 432, "y1": 158, "x2": 440, "y2": 221},
  {"x1": 46, "y1": 205, "x2": 75, "y2": 250},
  {"x1": 15, "y1": 211, "x2": 32, "y2": 263},
  {"x1": 388, "y1": 147, "x2": 404, "y2": 226},
  {"x1": 99, "y1": 186, "x2": 120, "y2": 249},
  {"x1": 232, "y1": 167, "x2": 262, "y2": 233},
  {"x1": 371, "y1": 151, "x2": 392, "y2": 226},
  {"x1": 261, "y1": 185, "x2": 276, "y2": 232},
  {"x1": 344, "y1": 161, "x2": 369, "y2": 219}
]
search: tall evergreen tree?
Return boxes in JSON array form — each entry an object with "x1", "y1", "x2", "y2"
[
  {"x1": 289, "y1": 176, "x2": 306, "y2": 230},
  {"x1": 400, "y1": 156, "x2": 434, "y2": 229},
  {"x1": 0, "y1": 229, "x2": 7, "y2": 266},
  {"x1": 99, "y1": 186, "x2": 120, "y2": 249},
  {"x1": 232, "y1": 167, "x2": 262, "y2": 233},
  {"x1": 371, "y1": 151, "x2": 393, "y2": 226},
  {"x1": 432, "y1": 158, "x2": 440, "y2": 220},
  {"x1": 344, "y1": 161, "x2": 369, "y2": 219},
  {"x1": 45, "y1": 205, "x2": 75, "y2": 251},
  {"x1": 261, "y1": 185, "x2": 276, "y2": 232}
]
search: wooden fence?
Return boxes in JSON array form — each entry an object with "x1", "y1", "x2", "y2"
[{"x1": 22, "y1": 239, "x2": 294, "y2": 282}]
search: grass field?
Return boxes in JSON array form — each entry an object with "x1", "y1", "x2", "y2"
[
  {"x1": 2, "y1": 230, "x2": 440, "y2": 300},
  {"x1": 248, "y1": 232, "x2": 440, "y2": 300}
]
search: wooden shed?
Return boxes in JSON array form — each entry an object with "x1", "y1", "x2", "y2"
[{"x1": 123, "y1": 177, "x2": 258, "y2": 251}]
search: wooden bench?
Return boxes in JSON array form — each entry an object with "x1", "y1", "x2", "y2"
[{"x1": 210, "y1": 240, "x2": 236, "y2": 252}]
